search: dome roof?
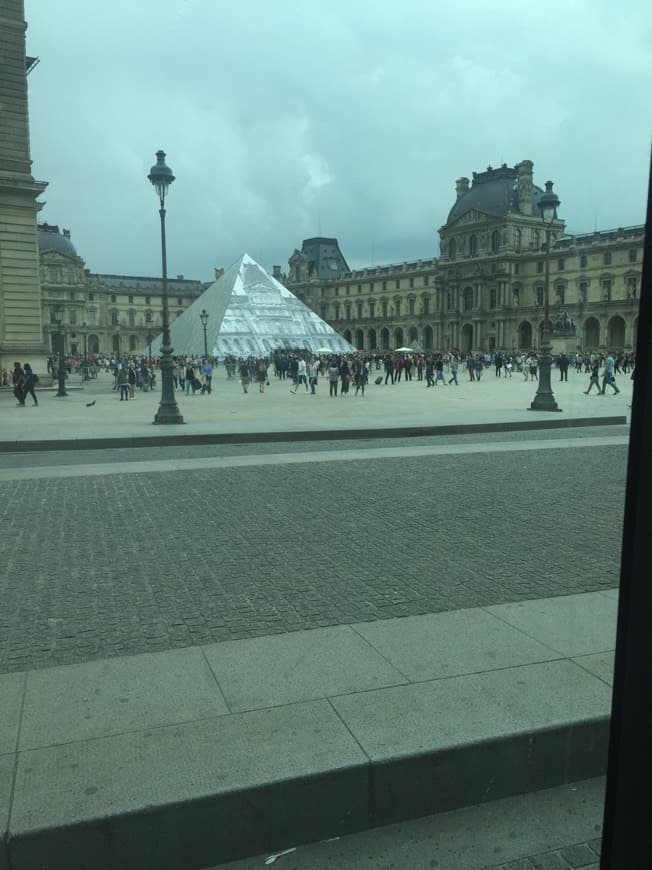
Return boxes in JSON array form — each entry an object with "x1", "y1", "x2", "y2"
[
  {"x1": 446, "y1": 164, "x2": 543, "y2": 225},
  {"x1": 37, "y1": 224, "x2": 78, "y2": 257}
]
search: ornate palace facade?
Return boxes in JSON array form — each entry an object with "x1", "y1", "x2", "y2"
[
  {"x1": 285, "y1": 161, "x2": 644, "y2": 354},
  {"x1": 38, "y1": 223, "x2": 206, "y2": 358}
]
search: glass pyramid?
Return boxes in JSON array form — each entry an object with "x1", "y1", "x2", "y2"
[{"x1": 148, "y1": 253, "x2": 355, "y2": 358}]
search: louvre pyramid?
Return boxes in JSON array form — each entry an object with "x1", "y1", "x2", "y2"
[{"x1": 149, "y1": 253, "x2": 355, "y2": 358}]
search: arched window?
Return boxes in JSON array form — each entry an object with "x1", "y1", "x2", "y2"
[
  {"x1": 491, "y1": 230, "x2": 500, "y2": 253},
  {"x1": 469, "y1": 234, "x2": 478, "y2": 257},
  {"x1": 449, "y1": 238, "x2": 457, "y2": 260}
]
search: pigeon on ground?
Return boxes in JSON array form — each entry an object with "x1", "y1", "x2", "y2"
[{"x1": 86, "y1": 400, "x2": 96, "y2": 407}]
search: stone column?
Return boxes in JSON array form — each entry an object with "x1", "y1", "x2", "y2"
[{"x1": 0, "y1": 0, "x2": 49, "y2": 372}]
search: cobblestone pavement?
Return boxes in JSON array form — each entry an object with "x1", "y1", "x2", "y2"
[
  {"x1": 487, "y1": 837, "x2": 602, "y2": 868},
  {"x1": 1, "y1": 442, "x2": 626, "y2": 674}
]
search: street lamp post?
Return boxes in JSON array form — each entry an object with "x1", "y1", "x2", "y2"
[
  {"x1": 53, "y1": 308, "x2": 68, "y2": 397},
  {"x1": 147, "y1": 331, "x2": 153, "y2": 361},
  {"x1": 82, "y1": 322, "x2": 89, "y2": 380},
  {"x1": 200, "y1": 308, "x2": 209, "y2": 360},
  {"x1": 148, "y1": 149, "x2": 183, "y2": 424},
  {"x1": 115, "y1": 323, "x2": 121, "y2": 362},
  {"x1": 529, "y1": 180, "x2": 562, "y2": 412}
]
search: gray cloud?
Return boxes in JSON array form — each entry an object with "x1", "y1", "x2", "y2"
[{"x1": 26, "y1": 0, "x2": 652, "y2": 280}]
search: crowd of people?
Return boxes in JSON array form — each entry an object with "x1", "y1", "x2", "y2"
[{"x1": 2, "y1": 348, "x2": 634, "y2": 405}]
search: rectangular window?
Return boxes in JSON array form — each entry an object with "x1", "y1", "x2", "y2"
[
  {"x1": 382, "y1": 281, "x2": 387, "y2": 291},
  {"x1": 128, "y1": 295, "x2": 134, "y2": 304},
  {"x1": 557, "y1": 258, "x2": 565, "y2": 271},
  {"x1": 408, "y1": 299, "x2": 415, "y2": 315},
  {"x1": 382, "y1": 301, "x2": 388, "y2": 317},
  {"x1": 334, "y1": 287, "x2": 339, "y2": 296},
  {"x1": 145, "y1": 296, "x2": 151, "y2": 304},
  {"x1": 357, "y1": 284, "x2": 362, "y2": 292},
  {"x1": 369, "y1": 301, "x2": 375, "y2": 318},
  {"x1": 395, "y1": 279, "x2": 400, "y2": 289},
  {"x1": 422, "y1": 297, "x2": 430, "y2": 315},
  {"x1": 629, "y1": 249, "x2": 637, "y2": 263},
  {"x1": 447, "y1": 293, "x2": 452, "y2": 310},
  {"x1": 424, "y1": 276, "x2": 429, "y2": 286},
  {"x1": 602, "y1": 279, "x2": 612, "y2": 301},
  {"x1": 604, "y1": 252, "x2": 612, "y2": 265},
  {"x1": 579, "y1": 282, "x2": 588, "y2": 302},
  {"x1": 145, "y1": 311, "x2": 152, "y2": 322},
  {"x1": 370, "y1": 282, "x2": 374, "y2": 292},
  {"x1": 580, "y1": 255, "x2": 587, "y2": 268},
  {"x1": 395, "y1": 300, "x2": 401, "y2": 317},
  {"x1": 356, "y1": 301, "x2": 363, "y2": 318},
  {"x1": 557, "y1": 286, "x2": 565, "y2": 305},
  {"x1": 110, "y1": 294, "x2": 117, "y2": 303},
  {"x1": 489, "y1": 288, "x2": 497, "y2": 309},
  {"x1": 69, "y1": 310, "x2": 76, "y2": 325},
  {"x1": 320, "y1": 304, "x2": 328, "y2": 318},
  {"x1": 537, "y1": 261, "x2": 544, "y2": 273},
  {"x1": 409, "y1": 277, "x2": 414, "y2": 288},
  {"x1": 111, "y1": 311, "x2": 118, "y2": 325},
  {"x1": 177, "y1": 297, "x2": 183, "y2": 305},
  {"x1": 88, "y1": 293, "x2": 94, "y2": 301},
  {"x1": 513, "y1": 264, "x2": 520, "y2": 275},
  {"x1": 536, "y1": 287, "x2": 544, "y2": 306}
]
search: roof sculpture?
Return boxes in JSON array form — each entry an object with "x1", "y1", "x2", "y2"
[{"x1": 148, "y1": 253, "x2": 355, "y2": 358}]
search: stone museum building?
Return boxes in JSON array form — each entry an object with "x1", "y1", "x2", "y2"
[
  {"x1": 37, "y1": 223, "x2": 205, "y2": 359},
  {"x1": 285, "y1": 161, "x2": 644, "y2": 355}
]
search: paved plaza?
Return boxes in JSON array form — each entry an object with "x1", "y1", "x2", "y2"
[
  {"x1": 0, "y1": 370, "x2": 630, "y2": 868},
  {"x1": 0, "y1": 363, "x2": 632, "y2": 445}
]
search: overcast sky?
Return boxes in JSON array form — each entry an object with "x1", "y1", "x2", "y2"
[{"x1": 27, "y1": 0, "x2": 651, "y2": 281}]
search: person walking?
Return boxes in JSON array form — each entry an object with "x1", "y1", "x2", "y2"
[
  {"x1": 466, "y1": 354, "x2": 475, "y2": 382},
  {"x1": 117, "y1": 364, "x2": 129, "y2": 400},
  {"x1": 384, "y1": 354, "x2": 395, "y2": 384},
  {"x1": 21, "y1": 363, "x2": 38, "y2": 406},
  {"x1": 239, "y1": 359, "x2": 250, "y2": 393},
  {"x1": 291, "y1": 356, "x2": 309, "y2": 394},
  {"x1": 600, "y1": 352, "x2": 620, "y2": 395},
  {"x1": 328, "y1": 361, "x2": 339, "y2": 397},
  {"x1": 558, "y1": 353, "x2": 570, "y2": 382},
  {"x1": 354, "y1": 360, "x2": 368, "y2": 396},
  {"x1": 448, "y1": 356, "x2": 459, "y2": 385},
  {"x1": 185, "y1": 363, "x2": 195, "y2": 395},
  {"x1": 583, "y1": 359, "x2": 601, "y2": 394},
  {"x1": 308, "y1": 359, "x2": 318, "y2": 395},
  {"x1": 257, "y1": 358, "x2": 268, "y2": 393},
  {"x1": 202, "y1": 359, "x2": 213, "y2": 394},
  {"x1": 433, "y1": 356, "x2": 446, "y2": 386},
  {"x1": 340, "y1": 358, "x2": 351, "y2": 395},
  {"x1": 128, "y1": 363, "x2": 137, "y2": 399},
  {"x1": 12, "y1": 362, "x2": 25, "y2": 405},
  {"x1": 425, "y1": 357, "x2": 435, "y2": 387}
]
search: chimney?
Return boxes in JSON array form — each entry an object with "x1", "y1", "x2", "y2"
[
  {"x1": 273, "y1": 265, "x2": 282, "y2": 279},
  {"x1": 455, "y1": 177, "x2": 470, "y2": 200},
  {"x1": 516, "y1": 160, "x2": 534, "y2": 216}
]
